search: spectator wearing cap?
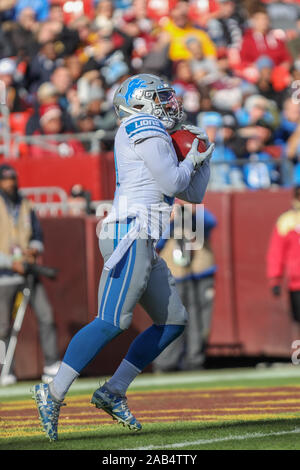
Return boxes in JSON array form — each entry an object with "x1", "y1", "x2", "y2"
[
  {"x1": 26, "y1": 82, "x2": 74, "y2": 136},
  {"x1": 38, "y1": 104, "x2": 63, "y2": 134},
  {"x1": 31, "y1": 104, "x2": 85, "y2": 158},
  {"x1": 198, "y1": 111, "x2": 242, "y2": 189},
  {"x1": 236, "y1": 94, "x2": 275, "y2": 128},
  {"x1": 5, "y1": 7, "x2": 39, "y2": 59},
  {"x1": 162, "y1": 1, "x2": 217, "y2": 62},
  {"x1": 0, "y1": 164, "x2": 60, "y2": 386},
  {"x1": 198, "y1": 111, "x2": 224, "y2": 144},
  {"x1": 255, "y1": 55, "x2": 282, "y2": 105},
  {"x1": 0, "y1": 58, "x2": 15, "y2": 89},
  {"x1": 15, "y1": 0, "x2": 49, "y2": 22},
  {"x1": 240, "y1": 5, "x2": 292, "y2": 71}
]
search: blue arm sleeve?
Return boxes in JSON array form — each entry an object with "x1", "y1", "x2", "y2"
[{"x1": 175, "y1": 160, "x2": 210, "y2": 203}]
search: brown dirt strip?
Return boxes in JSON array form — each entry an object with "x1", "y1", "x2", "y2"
[{"x1": 1, "y1": 386, "x2": 300, "y2": 437}]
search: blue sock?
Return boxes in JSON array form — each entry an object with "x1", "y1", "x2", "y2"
[
  {"x1": 63, "y1": 318, "x2": 122, "y2": 373},
  {"x1": 125, "y1": 324, "x2": 185, "y2": 370}
]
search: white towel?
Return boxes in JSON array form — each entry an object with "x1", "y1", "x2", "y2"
[{"x1": 104, "y1": 219, "x2": 141, "y2": 271}]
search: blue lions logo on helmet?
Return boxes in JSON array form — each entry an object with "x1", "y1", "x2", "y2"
[{"x1": 123, "y1": 78, "x2": 147, "y2": 105}]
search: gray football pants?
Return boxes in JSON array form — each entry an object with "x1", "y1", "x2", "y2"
[{"x1": 97, "y1": 221, "x2": 188, "y2": 330}]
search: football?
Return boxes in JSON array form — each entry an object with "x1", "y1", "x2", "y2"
[{"x1": 171, "y1": 129, "x2": 207, "y2": 162}]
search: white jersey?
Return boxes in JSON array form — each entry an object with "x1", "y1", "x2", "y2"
[{"x1": 102, "y1": 113, "x2": 210, "y2": 270}]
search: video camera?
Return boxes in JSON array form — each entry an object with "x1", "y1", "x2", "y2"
[{"x1": 23, "y1": 262, "x2": 58, "y2": 280}]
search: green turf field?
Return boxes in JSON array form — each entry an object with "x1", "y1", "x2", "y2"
[{"x1": 1, "y1": 366, "x2": 300, "y2": 450}]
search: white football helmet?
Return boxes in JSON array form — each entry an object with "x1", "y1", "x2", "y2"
[{"x1": 113, "y1": 74, "x2": 183, "y2": 129}]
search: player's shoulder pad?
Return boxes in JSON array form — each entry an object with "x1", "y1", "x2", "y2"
[{"x1": 124, "y1": 114, "x2": 170, "y2": 144}]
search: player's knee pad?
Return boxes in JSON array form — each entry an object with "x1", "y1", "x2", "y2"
[{"x1": 118, "y1": 311, "x2": 133, "y2": 331}]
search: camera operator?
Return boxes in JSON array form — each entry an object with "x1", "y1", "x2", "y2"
[{"x1": 0, "y1": 164, "x2": 60, "y2": 386}]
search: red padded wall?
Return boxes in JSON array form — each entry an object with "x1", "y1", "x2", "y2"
[
  {"x1": 15, "y1": 217, "x2": 89, "y2": 378},
  {"x1": 231, "y1": 189, "x2": 300, "y2": 356},
  {"x1": 6, "y1": 153, "x2": 114, "y2": 201},
  {"x1": 203, "y1": 193, "x2": 238, "y2": 352}
]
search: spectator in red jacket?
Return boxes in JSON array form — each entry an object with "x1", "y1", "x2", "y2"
[
  {"x1": 267, "y1": 186, "x2": 300, "y2": 323},
  {"x1": 240, "y1": 5, "x2": 292, "y2": 71}
]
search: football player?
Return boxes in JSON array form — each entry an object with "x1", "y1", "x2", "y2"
[{"x1": 32, "y1": 74, "x2": 214, "y2": 440}]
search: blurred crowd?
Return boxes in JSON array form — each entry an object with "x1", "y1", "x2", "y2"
[{"x1": 1, "y1": 0, "x2": 300, "y2": 189}]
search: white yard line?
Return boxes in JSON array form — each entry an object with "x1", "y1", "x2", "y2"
[
  {"x1": 0, "y1": 366, "x2": 299, "y2": 399},
  {"x1": 130, "y1": 428, "x2": 300, "y2": 450}
]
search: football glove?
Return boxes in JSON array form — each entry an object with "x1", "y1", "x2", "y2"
[{"x1": 186, "y1": 138, "x2": 215, "y2": 169}]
